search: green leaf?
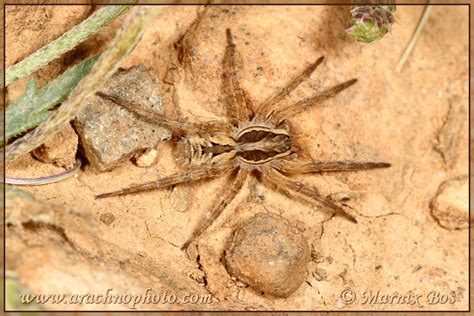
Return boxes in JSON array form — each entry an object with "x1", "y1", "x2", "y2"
[
  {"x1": 5, "y1": 54, "x2": 99, "y2": 143},
  {"x1": 5, "y1": 5, "x2": 131, "y2": 86}
]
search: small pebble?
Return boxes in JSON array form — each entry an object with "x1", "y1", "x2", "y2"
[
  {"x1": 430, "y1": 176, "x2": 468, "y2": 230},
  {"x1": 100, "y1": 213, "x2": 115, "y2": 225},
  {"x1": 313, "y1": 268, "x2": 328, "y2": 281},
  {"x1": 32, "y1": 123, "x2": 78, "y2": 168},
  {"x1": 134, "y1": 148, "x2": 157, "y2": 167},
  {"x1": 224, "y1": 213, "x2": 310, "y2": 298}
]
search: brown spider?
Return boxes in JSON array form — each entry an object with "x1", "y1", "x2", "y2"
[{"x1": 96, "y1": 29, "x2": 390, "y2": 250}]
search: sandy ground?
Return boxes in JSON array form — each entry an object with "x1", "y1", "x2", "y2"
[{"x1": 5, "y1": 5, "x2": 469, "y2": 311}]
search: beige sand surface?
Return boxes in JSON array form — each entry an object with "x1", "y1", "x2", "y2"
[{"x1": 5, "y1": 5, "x2": 469, "y2": 311}]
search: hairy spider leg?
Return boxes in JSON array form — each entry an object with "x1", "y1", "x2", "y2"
[
  {"x1": 262, "y1": 167, "x2": 358, "y2": 223},
  {"x1": 269, "y1": 78, "x2": 358, "y2": 124},
  {"x1": 95, "y1": 91, "x2": 232, "y2": 135},
  {"x1": 256, "y1": 56, "x2": 325, "y2": 120},
  {"x1": 181, "y1": 168, "x2": 248, "y2": 250},
  {"x1": 271, "y1": 159, "x2": 391, "y2": 174},
  {"x1": 96, "y1": 162, "x2": 233, "y2": 199},
  {"x1": 222, "y1": 29, "x2": 254, "y2": 125}
]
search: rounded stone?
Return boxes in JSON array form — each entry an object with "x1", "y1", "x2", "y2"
[
  {"x1": 224, "y1": 213, "x2": 310, "y2": 297},
  {"x1": 100, "y1": 213, "x2": 116, "y2": 226},
  {"x1": 134, "y1": 148, "x2": 157, "y2": 167},
  {"x1": 430, "y1": 176, "x2": 468, "y2": 230}
]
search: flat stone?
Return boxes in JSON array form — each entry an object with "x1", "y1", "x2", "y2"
[
  {"x1": 430, "y1": 175, "x2": 469, "y2": 230},
  {"x1": 73, "y1": 66, "x2": 171, "y2": 171},
  {"x1": 224, "y1": 213, "x2": 310, "y2": 298},
  {"x1": 32, "y1": 123, "x2": 78, "y2": 168}
]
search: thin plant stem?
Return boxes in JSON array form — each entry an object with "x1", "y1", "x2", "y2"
[
  {"x1": 5, "y1": 5, "x2": 131, "y2": 87},
  {"x1": 396, "y1": 4, "x2": 433, "y2": 72},
  {"x1": 5, "y1": 6, "x2": 164, "y2": 161},
  {"x1": 5, "y1": 159, "x2": 81, "y2": 185}
]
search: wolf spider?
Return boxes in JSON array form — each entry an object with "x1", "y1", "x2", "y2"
[{"x1": 96, "y1": 29, "x2": 390, "y2": 250}]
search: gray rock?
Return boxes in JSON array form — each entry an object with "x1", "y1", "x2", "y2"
[
  {"x1": 73, "y1": 66, "x2": 171, "y2": 171},
  {"x1": 224, "y1": 213, "x2": 310, "y2": 298}
]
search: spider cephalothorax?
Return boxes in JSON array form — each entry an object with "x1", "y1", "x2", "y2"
[{"x1": 96, "y1": 29, "x2": 390, "y2": 250}]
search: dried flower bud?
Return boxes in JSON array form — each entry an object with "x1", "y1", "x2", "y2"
[{"x1": 346, "y1": 4, "x2": 396, "y2": 43}]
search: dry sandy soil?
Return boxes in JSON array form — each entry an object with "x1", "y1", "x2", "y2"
[{"x1": 5, "y1": 5, "x2": 469, "y2": 311}]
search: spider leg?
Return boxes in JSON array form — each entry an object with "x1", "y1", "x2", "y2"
[
  {"x1": 96, "y1": 91, "x2": 171, "y2": 125},
  {"x1": 96, "y1": 92, "x2": 232, "y2": 134},
  {"x1": 270, "y1": 78, "x2": 358, "y2": 124},
  {"x1": 181, "y1": 168, "x2": 248, "y2": 250},
  {"x1": 272, "y1": 159, "x2": 391, "y2": 174},
  {"x1": 255, "y1": 56, "x2": 325, "y2": 120},
  {"x1": 96, "y1": 163, "x2": 234, "y2": 199},
  {"x1": 262, "y1": 167, "x2": 357, "y2": 223},
  {"x1": 222, "y1": 29, "x2": 253, "y2": 125}
]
